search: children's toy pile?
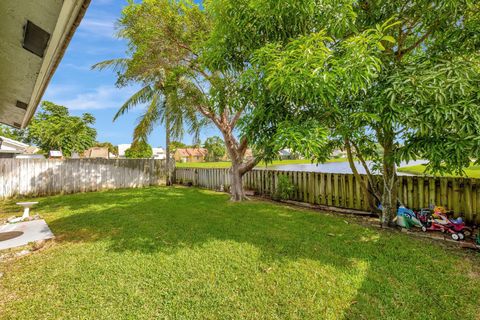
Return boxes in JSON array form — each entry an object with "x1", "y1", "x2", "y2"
[{"x1": 396, "y1": 205, "x2": 478, "y2": 248}]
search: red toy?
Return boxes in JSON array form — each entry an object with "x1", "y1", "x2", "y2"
[{"x1": 418, "y1": 206, "x2": 471, "y2": 241}]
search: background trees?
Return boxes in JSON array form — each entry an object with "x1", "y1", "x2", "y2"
[
  {"x1": 204, "y1": 136, "x2": 225, "y2": 162},
  {"x1": 25, "y1": 101, "x2": 96, "y2": 157},
  {"x1": 0, "y1": 125, "x2": 24, "y2": 141},
  {"x1": 169, "y1": 141, "x2": 187, "y2": 151},
  {"x1": 205, "y1": 0, "x2": 480, "y2": 225},
  {"x1": 124, "y1": 139, "x2": 153, "y2": 158}
]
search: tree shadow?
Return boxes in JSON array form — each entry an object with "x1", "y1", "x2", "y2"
[{"x1": 10, "y1": 186, "x2": 480, "y2": 319}]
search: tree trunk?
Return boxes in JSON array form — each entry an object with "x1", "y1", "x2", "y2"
[
  {"x1": 165, "y1": 115, "x2": 172, "y2": 186},
  {"x1": 380, "y1": 138, "x2": 398, "y2": 228},
  {"x1": 230, "y1": 161, "x2": 247, "y2": 201},
  {"x1": 220, "y1": 129, "x2": 258, "y2": 201},
  {"x1": 381, "y1": 162, "x2": 397, "y2": 227}
]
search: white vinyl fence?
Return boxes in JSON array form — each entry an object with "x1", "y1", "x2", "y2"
[{"x1": 0, "y1": 159, "x2": 167, "y2": 199}]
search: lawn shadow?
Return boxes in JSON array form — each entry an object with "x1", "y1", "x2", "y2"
[{"x1": 26, "y1": 187, "x2": 480, "y2": 319}]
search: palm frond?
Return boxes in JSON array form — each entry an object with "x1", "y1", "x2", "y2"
[
  {"x1": 113, "y1": 85, "x2": 155, "y2": 121},
  {"x1": 91, "y1": 58, "x2": 130, "y2": 73},
  {"x1": 132, "y1": 93, "x2": 163, "y2": 141}
]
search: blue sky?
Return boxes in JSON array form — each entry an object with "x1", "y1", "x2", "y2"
[{"x1": 43, "y1": 0, "x2": 216, "y2": 148}]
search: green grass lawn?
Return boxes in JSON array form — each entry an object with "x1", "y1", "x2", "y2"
[
  {"x1": 0, "y1": 187, "x2": 479, "y2": 319},
  {"x1": 398, "y1": 163, "x2": 480, "y2": 178},
  {"x1": 176, "y1": 158, "x2": 348, "y2": 168}
]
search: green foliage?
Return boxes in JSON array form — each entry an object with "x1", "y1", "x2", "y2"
[
  {"x1": 386, "y1": 56, "x2": 480, "y2": 175},
  {"x1": 398, "y1": 163, "x2": 480, "y2": 179},
  {"x1": 175, "y1": 158, "x2": 346, "y2": 169},
  {"x1": 0, "y1": 125, "x2": 25, "y2": 141},
  {"x1": 206, "y1": 0, "x2": 480, "y2": 220},
  {"x1": 25, "y1": 101, "x2": 96, "y2": 157},
  {"x1": 203, "y1": 136, "x2": 225, "y2": 161},
  {"x1": 170, "y1": 141, "x2": 188, "y2": 151},
  {"x1": 273, "y1": 175, "x2": 296, "y2": 201},
  {"x1": 125, "y1": 139, "x2": 153, "y2": 158}
]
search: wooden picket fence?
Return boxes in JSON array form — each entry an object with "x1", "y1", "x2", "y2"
[
  {"x1": 174, "y1": 168, "x2": 480, "y2": 223},
  {"x1": 0, "y1": 158, "x2": 167, "y2": 199}
]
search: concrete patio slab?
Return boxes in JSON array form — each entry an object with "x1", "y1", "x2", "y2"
[{"x1": 0, "y1": 220, "x2": 54, "y2": 251}]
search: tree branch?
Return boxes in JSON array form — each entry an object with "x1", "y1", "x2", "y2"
[
  {"x1": 345, "y1": 138, "x2": 372, "y2": 200},
  {"x1": 397, "y1": 27, "x2": 435, "y2": 60},
  {"x1": 238, "y1": 136, "x2": 249, "y2": 156},
  {"x1": 351, "y1": 140, "x2": 382, "y2": 202},
  {"x1": 240, "y1": 156, "x2": 261, "y2": 175},
  {"x1": 230, "y1": 107, "x2": 245, "y2": 128}
]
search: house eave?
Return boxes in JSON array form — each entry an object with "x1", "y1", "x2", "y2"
[{"x1": 0, "y1": 0, "x2": 91, "y2": 129}]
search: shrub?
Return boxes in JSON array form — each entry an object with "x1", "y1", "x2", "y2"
[{"x1": 274, "y1": 175, "x2": 295, "y2": 200}]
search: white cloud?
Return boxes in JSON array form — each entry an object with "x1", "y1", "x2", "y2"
[
  {"x1": 44, "y1": 85, "x2": 139, "y2": 111},
  {"x1": 78, "y1": 17, "x2": 118, "y2": 39},
  {"x1": 63, "y1": 63, "x2": 92, "y2": 71},
  {"x1": 42, "y1": 83, "x2": 77, "y2": 96}
]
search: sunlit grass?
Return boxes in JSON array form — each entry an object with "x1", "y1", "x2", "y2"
[
  {"x1": 398, "y1": 163, "x2": 480, "y2": 178},
  {"x1": 176, "y1": 158, "x2": 348, "y2": 169},
  {"x1": 0, "y1": 187, "x2": 479, "y2": 319}
]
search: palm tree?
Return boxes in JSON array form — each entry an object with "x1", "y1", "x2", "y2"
[{"x1": 92, "y1": 59, "x2": 202, "y2": 185}]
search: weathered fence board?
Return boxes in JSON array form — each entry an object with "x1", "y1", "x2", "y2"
[
  {"x1": 0, "y1": 159, "x2": 167, "y2": 199},
  {"x1": 174, "y1": 168, "x2": 480, "y2": 223}
]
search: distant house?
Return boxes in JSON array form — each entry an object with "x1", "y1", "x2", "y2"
[
  {"x1": 278, "y1": 149, "x2": 292, "y2": 160},
  {"x1": 83, "y1": 147, "x2": 110, "y2": 159},
  {"x1": 174, "y1": 148, "x2": 208, "y2": 163},
  {"x1": 152, "y1": 147, "x2": 166, "y2": 160},
  {"x1": 332, "y1": 149, "x2": 347, "y2": 158},
  {"x1": 0, "y1": 136, "x2": 28, "y2": 158},
  {"x1": 71, "y1": 151, "x2": 81, "y2": 159},
  {"x1": 221, "y1": 148, "x2": 254, "y2": 161},
  {"x1": 0, "y1": 135, "x2": 43, "y2": 159},
  {"x1": 49, "y1": 150, "x2": 63, "y2": 159},
  {"x1": 117, "y1": 144, "x2": 131, "y2": 158}
]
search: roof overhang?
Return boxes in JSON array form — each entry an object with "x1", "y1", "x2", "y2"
[{"x1": 0, "y1": 0, "x2": 91, "y2": 129}]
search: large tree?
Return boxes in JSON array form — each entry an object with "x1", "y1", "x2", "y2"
[
  {"x1": 205, "y1": 0, "x2": 480, "y2": 226},
  {"x1": 107, "y1": 0, "x2": 260, "y2": 200},
  {"x1": 25, "y1": 101, "x2": 96, "y2": 157}
]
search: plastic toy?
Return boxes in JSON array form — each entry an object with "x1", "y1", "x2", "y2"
[
  {"x1": 418, "y1": 208, "x2": 466, "y2": 240},
  {"x1": 416, "y1": 207, "x2": 473, "y2": 240},
  {"x1": 416, "y1": 208, "x2": 432, "y2": 225},
  {"x1": 433, "y1": 206, "x2": 472, "y2": 237},
  {"x1": 396, "y1": 206, "x2": 423, "y2": 229}
]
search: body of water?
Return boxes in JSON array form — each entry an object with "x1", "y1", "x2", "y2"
[{"x1": 264, "y1": 160, "x2": 427, "y2": 176}]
